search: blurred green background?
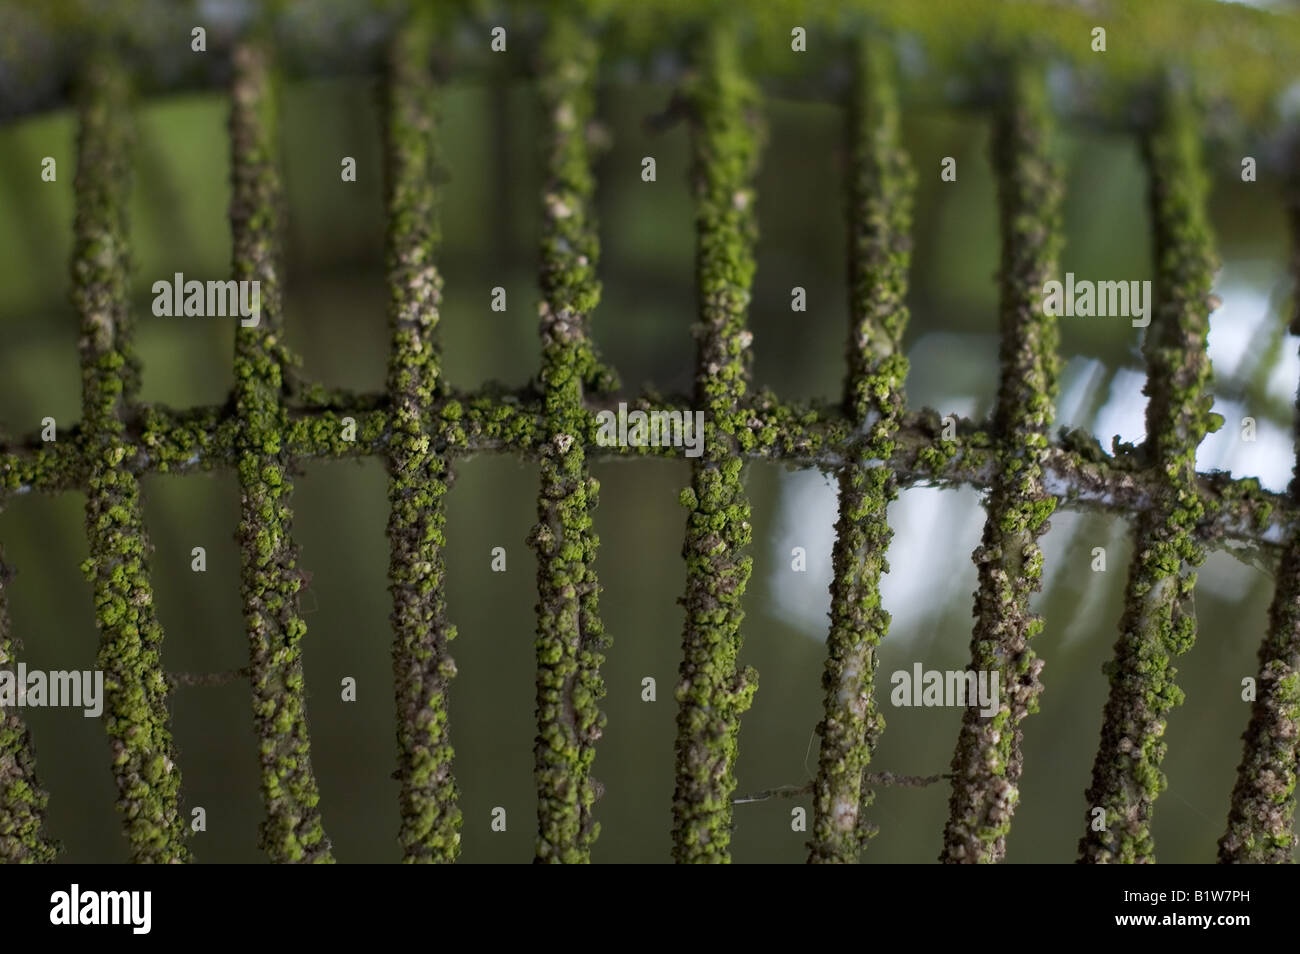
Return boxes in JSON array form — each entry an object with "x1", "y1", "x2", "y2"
[{"x1": 0, "y1": 51, "x2": 1296, "y2": 863}]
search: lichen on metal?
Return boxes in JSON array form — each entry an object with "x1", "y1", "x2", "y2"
[
  {"x1": 1218, "y1": 156, "x2": 1300, "y2": 864},
  {"x1": 229, "y1": 37, "x2": 333, "y2": 864},
  {"x1": 73, "y1": 53, "x2": 191, "y2": 864},
  {"x1": 0, "y1": 541, "x2": 56, "y2": 863},
  {"x1": 941, "y1": 61, "x2": 1062, "y2": 865},
  {"x1": 382, "y1": 10, "x2": 463, "y2": 864},
  {"x1": 808, "y1": 33, "x2": 913, "y2": 865},
  {"x1": 1, "y1": 398, "x2": 1290, "y2": 550},
  {"x1": 530, "y1": 12, "x2": 614, "y2": 864},
  {"x1": 671, "y1": 20, "x2": 762, "y2": 864},
  {"x1": 1221, "y1": 523, "x2": 1300, "y2": 863},
  {"x1": 1079, "y1": 83, "x2": 1219, "y2": 864},
  {"x1": 2, "y1": 2, "x2": 1300, "y2": 866}
]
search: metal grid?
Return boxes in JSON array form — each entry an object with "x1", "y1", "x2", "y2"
[{"x1": 1, "y1": 6, "x2": 1297, "y2": 865}]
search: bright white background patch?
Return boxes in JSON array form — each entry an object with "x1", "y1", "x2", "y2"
[{"x1": 768, "y1": 472, "x2": 985, "y2": 645}]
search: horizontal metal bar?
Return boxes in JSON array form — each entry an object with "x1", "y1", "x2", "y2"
[{"x1": 0, "y1": 395, "x2": 1286, "y2": 553}]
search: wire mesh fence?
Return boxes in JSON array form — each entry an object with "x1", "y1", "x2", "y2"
[{"x1": 1, "y1": 0, "x2": 1299, "y2": 864}]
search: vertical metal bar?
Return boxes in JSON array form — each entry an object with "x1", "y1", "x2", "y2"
[
  {"x1": 1080, "y1": 84, "x2": 1217, "y2": 864},
  {"x1": 672, "y1": 21, "x2": 762, "y2": 864},
  {"x1": 1218, "y1": 155, "x2": 1300, "y2": 864},
  {"x1": 74, "y1": 53, "x2": 190, "y2": 863},
  {"x1": 383, "y1": 10, "x2": 463, "y2": 864},
  {"x1": 230, "y1": 38, "x2": 333, "y2": 863},
  {"x1": 941, "y1": 62, "x2": 1062, "y2": 864},
  {"x1": 0, "y1": 541, "x2": 56, "y2": 862},
  {"x1": 809, "y1": 33, "x2": 914, "y2": 865},
  {"x1": 532, "y1": 15, "x2": 611, "y2": 864}
]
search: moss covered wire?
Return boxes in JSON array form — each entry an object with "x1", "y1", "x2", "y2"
[
  {"x1": 1220, "y1": 536, "x2": 1300, "y2": 863},
  {"x1": 0, "y1": 541, "x2": 57, "y2": 863},
  {"x1": 0, "y1": 408, "x2": 1288, "y2": 550},
  {"x1": 1217, "y1": 159, "x2": 1300, "y2": 864},
  {"x1": 941, "y1": 61, "x2": 1062, "y2": 865},
  {"x1": 530, "y1": 12, "x2": 614, "y2": 864},
  {"x1": 73, "y1": 53, "x2": 191, "y2": 864},
  {"x1": 671, "y1": 20, "x2": 762, "y2": 864},
  {"x1": 0, "y1": 397, "x2": 1287, "y2": 546},
  {"x1": 229, "y1": 38, "x2": 333, "y2": 864},
  {"x1": 382, "y1": 10, "x2": 463, "y2": 864},
  {"x1": 808, "y1": 34, "x2": 913, "y2": 865},
  {"x1": 0, "y1": 8, "x2": 1297, "y2": 863},
  {"x1": 1079, "y1": 82, "x2": 1219, "y2": 864}
]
